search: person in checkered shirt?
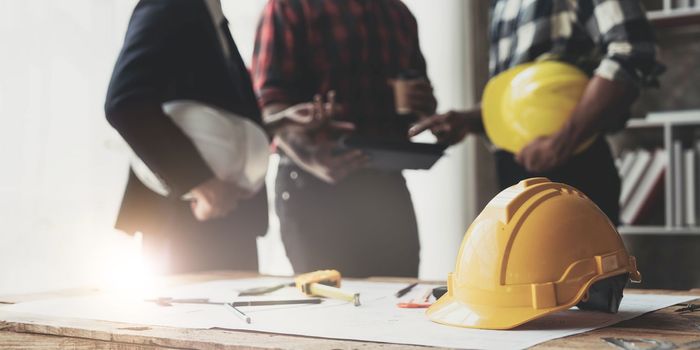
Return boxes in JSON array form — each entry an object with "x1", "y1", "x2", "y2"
[
  {"x1": 411, "y1": 0, "x2": 662, "y2": 224},
  {"x1": 252, "y1": 0, "x2": 437, "y2": 277}
]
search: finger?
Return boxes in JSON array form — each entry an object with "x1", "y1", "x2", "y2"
[
  {"x1": 525, "y1": 154, "x2": 540, "y2": 173},
  {"x1": 326, "y1": 90, "x2": 336, "y2": 116},
  {"x1": 514, "y1": 149, "x2": 525, "y2": 165},
  {"x1": 328, "y1": 121, "x2": 356, "y2": 132},
  {"x1": 324, "y1": 103, "x2": 344, "y2": 117},
  {"x1": 431, "y1": 122, "x2": 452, "y2": 134},
  {"x1": 409, "y1": 115, "x2": 443, "y2": 136},
  {"x1": 313, "y1": 94, "x2": 328, "y2": 123},
  {"x1": 387, "y1": 79, "x2": 397, "y2": 87}
]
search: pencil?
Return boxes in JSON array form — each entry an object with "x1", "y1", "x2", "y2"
[{"x1": 395, "y1": 282, "x2": 418, "y2": 298}]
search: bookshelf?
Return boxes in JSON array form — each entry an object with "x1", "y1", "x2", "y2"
[
  {"x1": 616, "y1": 110, "x2": 700, "y2": 235},
  {"x1": 642, "y1": 0, "x2": 700, "y2": 27}
]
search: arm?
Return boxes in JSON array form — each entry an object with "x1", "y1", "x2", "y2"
[
  {"x1": 407, "y1": 107, "x2": 483, "y2": 145},
  {"x1": 516, "y1": 0, "x2": 659, "y2": 172},
  {"x1": 107, "y1": 1, "x2": 248, "y2": 221},
  {"x1": 105, "y1": 0, "x2": 213, "y2": 198},
  {"x1": 515, "y1": 77, "x2": 638, "y2": 171}
]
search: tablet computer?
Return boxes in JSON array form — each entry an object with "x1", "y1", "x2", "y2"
[{"x1": 339, "y1": 136, "x2": 447, "y2": 171}]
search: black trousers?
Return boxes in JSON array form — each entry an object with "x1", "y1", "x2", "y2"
[
  {"x1": 494, "y1": 137, "x2": 621, "y2": 225},
  {"x1": 142, "y1": 202, "x2": 260, "y2": 274},
  {"x1": 275, "y1": 159, "x2": 420, "y2": 278},
  {"x1": 119, "y1": 172, "x2": 265, "y2": 274}
]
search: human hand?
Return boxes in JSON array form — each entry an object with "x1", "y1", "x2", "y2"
[
  {"x1": 389, "y1": 79, "x2": 437, "y2": 116},
  {"x1": 273, "y1": 90, "x2": 349, "y2": 127},
  {"x1": 298, "y1": 148, "x2": 369, "y2": 184},
  {"x1": 276, "y1": 91, "x2": 368, "y2": 183},
  {"x1": 188, "y1": 177, "x2": 253, "y2": 221},
  {"x1": 515, "y1": 134, "x2": 573, "y2": 173},
  {"x1": 408, "y1": 109, "x2": 481, "y2": 145}
]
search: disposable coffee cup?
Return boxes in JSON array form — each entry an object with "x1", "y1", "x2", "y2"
[{"x1": 393, "y1": 70, "x2": 423, "y2": 116}]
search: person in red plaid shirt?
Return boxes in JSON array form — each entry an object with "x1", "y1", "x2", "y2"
[{"x1": 252, "y1": 0, "x2": 436, "y2": 277}]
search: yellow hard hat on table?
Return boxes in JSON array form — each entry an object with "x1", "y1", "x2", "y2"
[
  {"x1": 427, "y1": 178, "x2": 640, "y2": 330},
  {"x1": 482, "y1": 60, "x2": 594, "y2": 154}
]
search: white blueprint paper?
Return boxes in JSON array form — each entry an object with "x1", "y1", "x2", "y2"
[{"x1": 1, "y1": 278, "x2": 694, "y2": 350}]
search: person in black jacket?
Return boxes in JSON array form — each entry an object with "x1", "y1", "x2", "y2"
[{"x1": 105, "y1": 0, "x2": 268, "y2": 273}]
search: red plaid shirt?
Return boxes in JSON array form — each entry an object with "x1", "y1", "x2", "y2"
[{"x1": 252, "y1": 0, "x2": 428, "y2": 140}]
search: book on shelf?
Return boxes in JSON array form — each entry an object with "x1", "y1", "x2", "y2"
[
  {"x1": 673, "y1": 141, "x2": 684, "y2": 226},
  {"x1": 619, "y1": 149, "x2": 652, "y2": 208},
  {"x1": 685, "y1": 148, "x2": 696, "y2": 226},
  {"x1": 618, "y1": 151, "x2": 637, "y2": 178},
  {"x1": 620, "y1": 149, "x2": 668, "y2": 225}
]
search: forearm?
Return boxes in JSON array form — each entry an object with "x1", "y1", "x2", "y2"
[
  {"x1": 465, "y1": 106, "x2": 485, "y2": 134},
  {"x1": 263, "y1": 103, "x2": 315, "y2": 161},
  {"x1": 262, "y1": 103, "x2": 293, "y2": 130},
  {"x1": 552, "y1": 76, "x2": 638, "y2": 152},
  {"x1": 107, "y1": 100, "x2": 214, "y2": 197}
]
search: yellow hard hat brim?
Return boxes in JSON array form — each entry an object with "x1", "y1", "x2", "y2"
[
  {"x1": 426, "y1": 290, "x2": 580, "y2": 330},
  {"x1": 428, "y1": 295, "x2": 554, "y2": 330},
  {"x1": 482, "y1": 63, "x2": 533, "y2": 154},
  {"x1": 427, "y1": 269, "x2": 632, "y2": 330}
]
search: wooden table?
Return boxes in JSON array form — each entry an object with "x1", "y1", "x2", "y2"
[{"x1": 0, "y1": 271, "x2": 698, "y2": 350}]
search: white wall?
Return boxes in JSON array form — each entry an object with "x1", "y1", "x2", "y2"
[
  {"x1": 0, "y1": 0, "x2": 477, "y2": 295},
  {"x1": 0, "y1": 0, "x2": 139, "y2": 295},
  {"x1": 402, "y1": 0, "x2": 474, "y2": 279}
]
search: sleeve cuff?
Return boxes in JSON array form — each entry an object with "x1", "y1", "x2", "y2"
[
  {"x1": 257, "y1": 86, "x2": 294, "y2": 107},
  {"x1": 594, "y1": 58, "x2": 637, "y2": 86}
]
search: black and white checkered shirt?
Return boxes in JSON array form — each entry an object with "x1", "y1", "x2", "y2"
[{"x1": 489, "y1": 0, "x2": 661, "y2": 86}]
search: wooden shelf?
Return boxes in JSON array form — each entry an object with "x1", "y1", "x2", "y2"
[
  {"x1": 619, "y1": 225, "x2": 700, "y2": 235},
  {"x1": 626, "y1": 110, "x2": 700, "y2": 129},
  {"x1": 648, "y1": 9, "x2": 700, "y2": 28}
]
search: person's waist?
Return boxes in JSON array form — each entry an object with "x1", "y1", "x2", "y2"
[{"x1": 276, "y1": 153, "x2": 403, "y2": 178}]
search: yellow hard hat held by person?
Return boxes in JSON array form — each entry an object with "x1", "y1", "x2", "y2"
[
  {"x1": 427, "y1": 178, "x2": 641, "y2": 330},
  {"x1": 482, "y1": 60, "x2": 595, "y2": 154}
]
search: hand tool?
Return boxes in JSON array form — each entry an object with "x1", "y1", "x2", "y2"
[
  {"x1": 225, "y1": 298, "x2": 323, "y2": 324},
  {"x1": 395, "y1": 282, "x2": 418, "y2": 298},
  {"x1": 227, "y1": 303, "x2": 251, "y2": 324},
  {"x1": 295, "y1": 270, "x2": 361, "y2": 306}
]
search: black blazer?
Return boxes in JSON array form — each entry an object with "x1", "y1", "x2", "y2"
[{"x1": 105, "y1": 0, "x2": 267, "y2": 236}]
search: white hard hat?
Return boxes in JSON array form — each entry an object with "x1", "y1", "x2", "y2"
[{"x1": 130, "y1": 100, "x2": 269, "y2": 198}]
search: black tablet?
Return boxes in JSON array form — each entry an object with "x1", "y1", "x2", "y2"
[{"x1": 339, "y1": 136, "x2": 447, "y2": 171}]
